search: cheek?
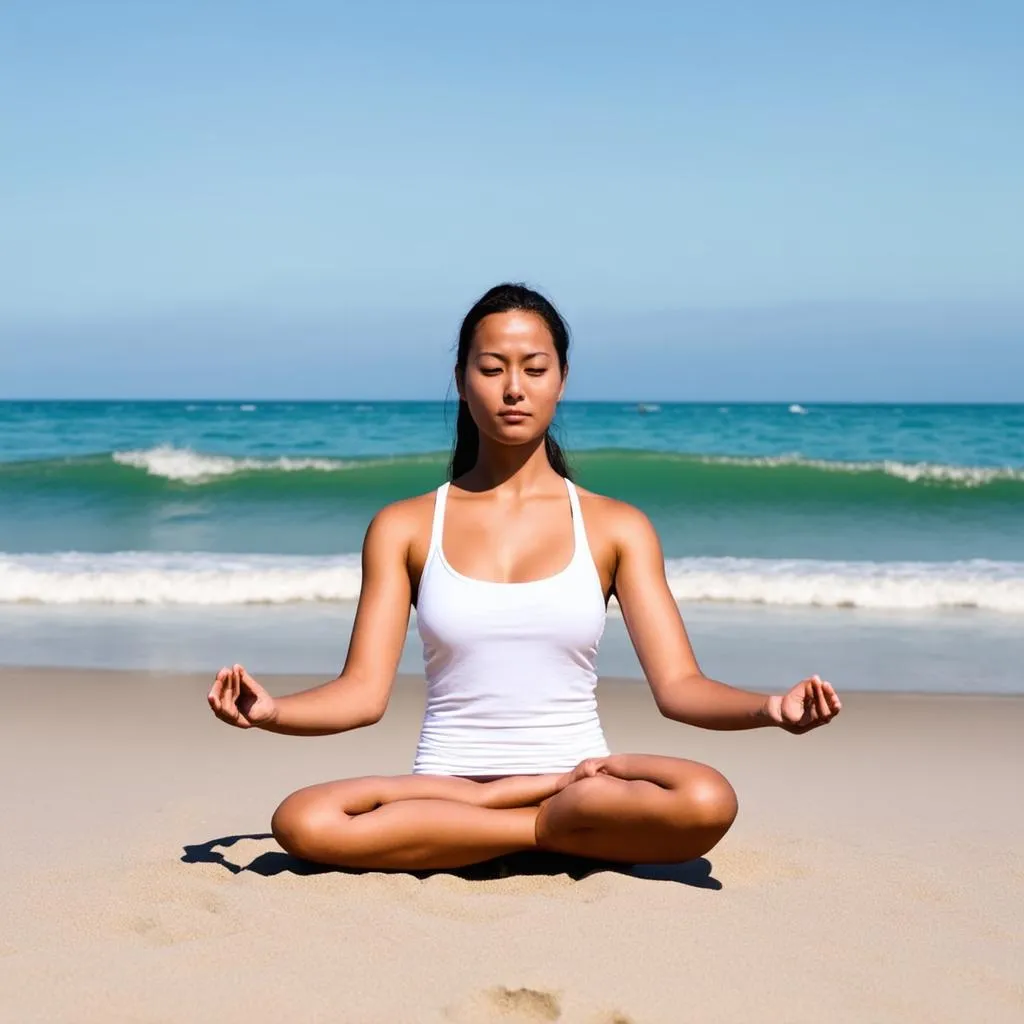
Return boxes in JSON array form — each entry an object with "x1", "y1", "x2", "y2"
[
  {"x1": 463, "y1": 371, "x2": 500, "y2": 406},
  {"x1": 529, "y1": 373, "x2": 563, "y2": 402}
]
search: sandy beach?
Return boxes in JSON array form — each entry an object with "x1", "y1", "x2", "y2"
[{"x1": 1, "y1": 667, "x2": 1021, "y2": 1023}]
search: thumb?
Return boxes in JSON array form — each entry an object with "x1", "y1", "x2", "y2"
[
  {"x1": 239, "y1": 667, "x2": 268, "y2": 696},
  {"x1": 246, "y1": 694, "x2": 277, "y2": 723}
]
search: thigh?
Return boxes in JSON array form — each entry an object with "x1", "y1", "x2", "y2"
[
  {"x1": 276, "y1": 773, "x2": 493, "y2": 818},
  {"x1": 269, "y1": 773, "x2": 540, "y2": 869}
]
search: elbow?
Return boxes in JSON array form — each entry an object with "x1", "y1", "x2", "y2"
[
  {"x1": 652, "y1": 694, "x2": 676, "y2": 721},
  {"x1": 334, "y1": 673, "x2": 388, "y2": 728},
  {"x1": 657, "y1": 702, "x2": 680, "y2": 722},
  {"x1": 651, "y1": 673, "x2": 703, "y2": 722},
  {"x1": 650, "y1": 689, "x2": 678, "y2": 720},
  {"x1": 655, "y1": 695, "x2": 696, "y2": 725},
  {"x1": 361, "y1": 697, "x2": 387, "y2": 726}
]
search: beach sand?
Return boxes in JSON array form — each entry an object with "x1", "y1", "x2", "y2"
[{"x1": 2, "y1": 667, "x2": 1022, "y2": 1023}]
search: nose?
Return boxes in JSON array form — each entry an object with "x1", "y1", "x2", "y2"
[{"x1": 504, "y1": 369, "x2": 525, "y2": 403}]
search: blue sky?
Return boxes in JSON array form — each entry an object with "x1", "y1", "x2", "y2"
[{"x1": 2, "y1": 0, "x2": 1022, "y2": 399}]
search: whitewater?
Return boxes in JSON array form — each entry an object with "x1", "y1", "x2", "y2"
[{"x1": 3, "y1": 551, "x2": 1023, "y2": 614}]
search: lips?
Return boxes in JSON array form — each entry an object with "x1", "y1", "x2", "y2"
[{"x1": 498, "y1": 411, "x2": 530, "y2": 422}]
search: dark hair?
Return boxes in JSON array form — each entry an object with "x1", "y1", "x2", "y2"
[{"x1": 448, "y1": 283, "x2": 573, "y2": 481}]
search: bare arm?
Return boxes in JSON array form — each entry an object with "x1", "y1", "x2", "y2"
[
  {"x1": 209, "y1": 502, "x2": 414, "y2": 735},
  {"x1": 611, "y1": 504, "x2": 774, "y2": 730}
]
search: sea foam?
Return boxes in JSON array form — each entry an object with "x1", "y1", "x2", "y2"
[
  {"x1": 662, "y1": 556, "x2": 1024, "y2": 612},
  {"x1": 2, "y1": 552, "x2": 1022, "y2": 613},
  {"x1": 106, "y1": 445, "x2": 1024, "y2": 489},
  {"x1": 112, "y1": 445, "x2": 357, "y2": 482},
  {"x1": 697, "y1": 452, "x2": 1024, "y2": 486}
]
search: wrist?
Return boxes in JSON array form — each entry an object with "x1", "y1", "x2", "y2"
[
  {"x1": 759, "y1": 695, "x2": 782, "y2": 728},
  {"x1": 254, "y1": 702, "x2": 281, "y2": 729}
]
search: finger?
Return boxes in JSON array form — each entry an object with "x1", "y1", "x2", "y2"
[
  {"x1": 214, "y1": 706, "x2": 241, "y2": 726},
  {"x1": 221, "y1": 666, "x2": 242, "y2": 724},
  {"x1": 803, "y1": 684, "x2": 817, "y2": 722},
  {"x1": 812, "y1": 679, "x2": 831, "y2": 719},
  {"x1": 235, "y1": 664, "x2": 255, "y2": 706},
  {"x1": 219, "y1": 667, "x2": 234, "y2": 714},
  {"x1": 822, "y1": 683, "x2": 839, "y2": 721},
  {"x1": 232, "y1": 664, "x2": 245, "y2": 715},
  {"x1": 822, "y1": 680, "x2": 842, "y2": 713},
  {"x1": 792, "y1": 718, "x2": 821, "y2": 735},
  {"x1": 208, "y1": 669, "x2": 229, "y2": 711},
  {"x1": 209, "y1": 666, "x2": 228, "y2": 696},
  {"x1": 211, "y1": 697, "x2": 238, "y2": 725},
  {"x1": 240, "y1": 667, "x2": 264, "y2": 695},
  {"x1": 806, "y1": 679, "x2": 821, "y2": 719},
  {"x1": 208, "y1": 671, "x2": 251, "y2": 728}
]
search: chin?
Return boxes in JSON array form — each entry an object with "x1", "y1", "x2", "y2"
[{"x1": 490, "y1": 421, "x2": 545, "y2": 444}]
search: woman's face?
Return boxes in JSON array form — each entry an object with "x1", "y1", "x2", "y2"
[{"x1": 458, "y1": 310, "x2": 566, "y2": 448}]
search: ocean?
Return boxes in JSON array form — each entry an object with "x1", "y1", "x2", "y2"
[{"x1": 1, "y1": 400, "x2": 1022, "y2": 690}]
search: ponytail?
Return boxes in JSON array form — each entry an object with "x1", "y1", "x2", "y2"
[
  {"x1": 448, "y1": 400, "x2": 480, "y2": 480},
  {"x1": 543, "y1": 429, "x2": 573, "y2": 480}
]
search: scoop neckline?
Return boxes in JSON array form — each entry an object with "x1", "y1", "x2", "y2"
[
  {"x1": 435, "y1": 479, "x2": 580, "y2": 587},
  {"x1": 435, "y1": 543, "x2": 577, "y2": 587}
]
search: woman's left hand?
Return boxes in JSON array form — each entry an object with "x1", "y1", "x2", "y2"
[{"x1": 764, "y1": 675, "x2": 842, "y2": 734}]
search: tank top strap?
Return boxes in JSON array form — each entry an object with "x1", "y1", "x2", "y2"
[
  {"x1": 564, "y1": 478, "x2": 587, "y2": 555},
  {"x1": 428, "y1": 482, "x2": 451, "y2": 557}
]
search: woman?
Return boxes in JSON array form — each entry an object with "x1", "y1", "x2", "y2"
[{"x1": 208, "y1": 283, "x2": 842, "y2": 871}]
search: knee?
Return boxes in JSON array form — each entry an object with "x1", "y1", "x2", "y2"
[
  {"x1": 271, "y1": 789, "x2": 337, "y2": 861},
  {"x1": 680, "y1": 767, "x2": 738, "y2": 832}
]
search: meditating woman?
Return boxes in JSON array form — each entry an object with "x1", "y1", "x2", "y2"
[{"x1": 207, "y1": 282, "x2": 842, "y2": 871}]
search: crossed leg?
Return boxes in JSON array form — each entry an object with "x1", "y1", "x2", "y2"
[
  {"x1": 270, "y1": 754, "x2": 738, "y2": 871},
  {"x1": 271, "y1": 772, "x2": 541, "y2": 870}
]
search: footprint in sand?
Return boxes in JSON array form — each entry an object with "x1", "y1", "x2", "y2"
[
  {"x1": 444, "y1": 985, "x2": 635, "y2": 1023},
  {"x1": 488, "y1": 987, "x2": 562, "y2": 1020},
  {"x1": 444, "y1": 985, "x2": 562, "y2": 1022}
]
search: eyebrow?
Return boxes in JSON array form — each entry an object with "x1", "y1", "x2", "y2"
[{"x1": 476, "y1": 351, "x2": 551, "y2": 361}]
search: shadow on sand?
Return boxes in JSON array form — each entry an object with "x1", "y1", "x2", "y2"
[{"x1": 181, "y1": 833, "x2": 721, "y2": 888}]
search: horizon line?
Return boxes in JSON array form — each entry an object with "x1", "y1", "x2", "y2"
[{"x1": 2, "y1": 397, "x2": 1023, "y2": 406}]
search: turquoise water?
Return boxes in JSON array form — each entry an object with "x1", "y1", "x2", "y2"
[{"x1": 1, "y1": 400, "x2": 1023, "y2": 613}]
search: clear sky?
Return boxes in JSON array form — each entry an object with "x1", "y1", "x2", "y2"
[{"x1": 2, "y1": 0, "x2": 1022, "y2": 400}]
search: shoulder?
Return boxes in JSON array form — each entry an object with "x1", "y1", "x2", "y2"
[
  {"x1": 363, "y1": 490, "x2": 438, "y2": 552},
  {"x1": 573, "y1": 484, "x2": 660, "y2": 553}
]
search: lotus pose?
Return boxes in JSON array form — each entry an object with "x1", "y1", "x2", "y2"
[{"x1": 208, "y1": 283, "x2": 842, "y2": 871}]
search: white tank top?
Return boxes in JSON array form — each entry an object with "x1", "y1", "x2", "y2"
[{"x1": 412, "y1": 477, "x2": 611, "y2": 776}]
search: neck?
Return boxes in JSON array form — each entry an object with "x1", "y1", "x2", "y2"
[{"x1": 460, "y1": 433, "x2": 561, "y2": 493}]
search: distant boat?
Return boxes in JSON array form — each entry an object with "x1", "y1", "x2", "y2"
[
  {"x1": 636, "y1": 403, "x2": 661, "y2": 414},
  {"x1": 788, "y1": 403, "x2": 808, "y2": 415}
]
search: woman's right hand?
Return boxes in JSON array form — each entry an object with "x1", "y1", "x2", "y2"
[
  {"x1": 208, "y1": 663, "x2": 279, "y2": 729},
  {"x1": 554, "y1": 756, "x2": 612, "y2": 792}
]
